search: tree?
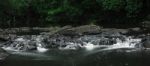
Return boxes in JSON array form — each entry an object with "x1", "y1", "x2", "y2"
[
  {"x1": 97, "y1": 0, "x2": 125, "y2": 11},
  {"x1": 125, "y1": 0, "x2": 143, "y2": 17}
]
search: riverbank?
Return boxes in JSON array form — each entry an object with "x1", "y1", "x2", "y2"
[{"x1": 0, "y1": 25, "x2": 145, "y2": 37}]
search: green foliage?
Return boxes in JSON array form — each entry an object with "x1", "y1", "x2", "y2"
[
  {"x1": 0, "y1": 0, "x2": 148, "y2": 28},
  {"x1": 31, "y1": 0, "x2": 84, "y2": 26},
  {"x1": 97, "y1": 0, "x2": 144, "y2": 17},
  {"x1": 125, "y1": 0, "x2": 143, "y2": 17},
  {"x1": 6, "y1": 0, "x2": 28, "y2": 15},
  {"x1": 30, "y1": 0, "x2": 64, "y2": 25},
  {"x1": 98, "y1": 0, "x2": 125, "y2": 11}
]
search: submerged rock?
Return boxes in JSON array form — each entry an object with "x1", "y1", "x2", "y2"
[{"x1": 0, "y1": 48, "x2": 9, "y2": 61}]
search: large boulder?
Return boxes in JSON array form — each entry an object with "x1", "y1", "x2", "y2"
[
  {"x1": 58, "y1": 25, "x2": 102, "y2": 36},
  {"x1": 127, "y1": 28, "x2": 143, "y2": 35},
  {"x1": 0, "y1": 48, "x2": 9, "y2": 61},
  {"x1": 40, "y1": 25, "x2": 72, "y2": 36}
]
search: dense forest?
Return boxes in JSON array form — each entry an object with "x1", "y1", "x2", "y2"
[{"x1": 0, "y1": 0, "x2": 150, "y2": 28}]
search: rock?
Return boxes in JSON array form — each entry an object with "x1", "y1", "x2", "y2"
[
  {"x1": 42, "y1": 35, "x2": 74, "y2": 48},
  {"x1": 142, "y1": 21, "x2": 150, "y2": 31},
  {"x1": 0, "y1": 25, "x2": 100, "y2": 36},
  {"x1": 0, "y1": 48, "x2": 9, "y2": 61},
  {"x1": 0, "y1": 34, "x2": 17, "y2": 41},
  {"x1": 1, "y1": 27, "x2": 61, "y2": 35},
  {"x1": 141, "y1": 36, "x2": 150, "y2": 48},
  {"x1": 58, "y1": 25, "x2": 101, "y2": 36},
  {"x1": 79, "y1": 35, "x2": 123, "y2": 45},
  {"x1": 33, "y1": 27, "x2": 61, "y2": 32},
  {"x1": 71, "y1": 25, "x2": 101, "y2": 35},
  {"x1": 2, "y1": 35, "x2": 37, "y2": 51},
  {"x1": 90, "y1": 37, "x2": 117, "y2": 45},
  {"x1": 41, "y1": 25, "x2": 72, "y2": 36},
  {"x1": 129, "y1": 28, "x2": 141, "y2": 32},
  {"x1": 101, "y1": 28, "x2": 129, "y2": 35},
  {"x1": 99, "y1": 38, "x2": 117, "y2": 45},
  {"x1": 127, "y1": 27, "x2": 143, "y2": 35},
  {"x1": 135, "y1": 43, "x2": 143, "y2": 48},
  {"x1": 58, "y1": 29, "x2": 78, "y2": 36},
  {"x1": 0, "y1": 35, "x2": 9, "y2": 41}
]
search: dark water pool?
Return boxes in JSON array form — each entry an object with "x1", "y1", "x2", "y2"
[{"x1": 1, "y1": 48, "x2": 150, "y2": 66}]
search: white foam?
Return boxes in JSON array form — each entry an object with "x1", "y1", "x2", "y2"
[
  {"x1": 36, "y1": 36, "x2": 48, "y2": 52},
  {"x1": 37, "y1": 47, "x2": 48, "y2": 52},
  {"x1": 58, "y1": 36, "x2": 141, "y2": 51},
  {"x1": 37, "y1": 44, "x2": 48, "y2": 52},
  {"x1": 59, "y1": 42, "x2": 78, "y2": 50},
  {"x1": 111, "y1": 37, "x2": 141, "y2": 49},
  {"x1": 80, "y1": 36, "x2": 141, "y2": 51},
  {"x1": 2, "y1": 47, "x2": 19, "y2": 52},
  {"x1": 15, "y1": 38, "x2": 25, "y2": 41},
  {"x1": 2, "y1": 35, "x2": 142, "y2": 53},
  {"x1": 83, "y1": 42, "x2": 99, "y2": 50}
]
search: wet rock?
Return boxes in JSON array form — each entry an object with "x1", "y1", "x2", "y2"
[
  {"x1": 135, "y1": 43, "x2": 143, "y2": 48},
  {"x1": 99, "y1": 38, "x2": 117, "y2": 45},
  {"x1": 141, "y1": 36, "x2": 150, "y2": 48},
  {"x1": 0, "y1": 48, "x2": 9, "y2": 61},
  {"x1": 79, "y1": 35, "x2": 119, "y2": 45},
  {"x1": 2, "y1": 36, "x2": 37, "y2": 51},
  {"x1": 42, "y1": 36, "x2": 74, "y2": 48},
  {"x1": 79, "y1": 35, "x2": 99, "y2": 42},
  {"x1": 98, "y1": 29, "x2": 127, "y2": 42}
]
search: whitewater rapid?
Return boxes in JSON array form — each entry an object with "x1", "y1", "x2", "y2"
[{"x1": 2, "y1": 36, "x2": 142, "y2": 53}]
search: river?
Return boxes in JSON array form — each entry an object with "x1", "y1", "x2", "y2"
[{"x1": 0, "y1": 33, "x2": 150, "y2": 66}]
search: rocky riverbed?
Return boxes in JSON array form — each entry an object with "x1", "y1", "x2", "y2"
[{"x1": 0, "y1": 25, "x2": 150, "y2": 62}]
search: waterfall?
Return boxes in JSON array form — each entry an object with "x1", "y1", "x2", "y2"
[{"x1": 1, "y1": 35, "x2": 142, "y2": 53}]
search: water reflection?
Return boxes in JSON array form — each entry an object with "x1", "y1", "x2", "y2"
[{"x1": 1, "y1": 48, "x2": 150, "y2": 66}]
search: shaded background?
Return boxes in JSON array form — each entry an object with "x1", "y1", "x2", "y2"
[{"x1": 0, "y1": 0, "x2": 150, "y2": 28}]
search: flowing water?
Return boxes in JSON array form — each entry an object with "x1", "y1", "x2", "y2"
[{"x1": 0, "y1": 34, "x2": 150, "y2": 66}]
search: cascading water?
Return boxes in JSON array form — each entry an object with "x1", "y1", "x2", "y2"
[
  {"x1": 1, "y1": 34, "x2": 149, "y2": 66},
  {"x1": 1, "y1": 35, "x2": 142, "y2": 52}
]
